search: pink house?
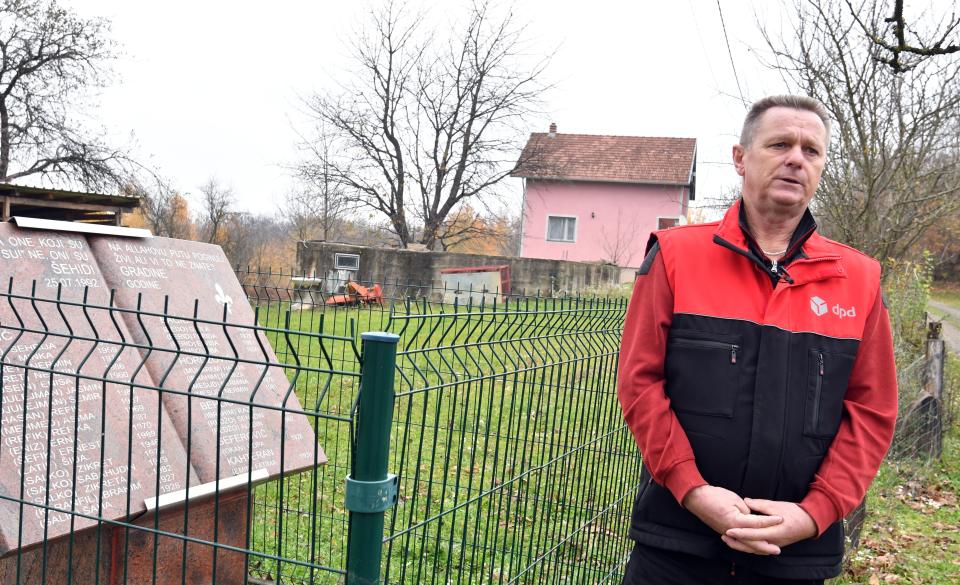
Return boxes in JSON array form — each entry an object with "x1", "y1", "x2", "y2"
[{"x1": 512, "y1": 125, "x2": 697, "y2": 281}]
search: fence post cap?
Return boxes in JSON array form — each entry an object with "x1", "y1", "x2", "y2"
[{"x1": 361, "y1": 331, "x2": 400, "y2": 343}]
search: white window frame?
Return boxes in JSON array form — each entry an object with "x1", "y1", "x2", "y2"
[
  {"x1": 334, "y1": 253, "x2": 360, "y2": 270},
  {"x1": 657, "y1": 216, "x2": 683, "y2": 230},
  {"x1": 545, "y1": 214, "x2": 578, "y2": 243}
]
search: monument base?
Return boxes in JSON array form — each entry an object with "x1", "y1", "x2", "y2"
[{"x1": 0, "y1": 491, "x2": 250, "y2": 585}]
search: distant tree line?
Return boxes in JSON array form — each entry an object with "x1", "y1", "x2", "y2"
[
  {"x1": 0, "y1": 0, "x2": 530, "y2": 268},
  {"x1": 8, "y1": 0, "x2": 960, "y2": 279}
]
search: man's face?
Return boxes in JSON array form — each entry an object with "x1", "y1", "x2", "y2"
[{"x1": 732, "y1": 107, "x2": 827, "y2": 214}]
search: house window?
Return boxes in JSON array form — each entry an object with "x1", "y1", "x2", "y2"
[
  {"x1": 334, "y1": 253, "x2": 360, "y2": 270},
  {"x1": 658, "y1": 217, "x2": 681, "y2": 230},
  {"x1": 546, "y1": 216, "x2": 577, "y2": 242}
]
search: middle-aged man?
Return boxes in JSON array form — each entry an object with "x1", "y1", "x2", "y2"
[{"x1": 617, "y1": 95, "x2": 898, "y2": 584}]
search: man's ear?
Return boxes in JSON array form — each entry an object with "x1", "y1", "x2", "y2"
[{"x1": 732, "y1": 144, "x2": 746, "y2": 177}]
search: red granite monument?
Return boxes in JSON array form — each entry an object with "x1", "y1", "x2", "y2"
[{"x1": 0, "y1": 221, "x2": 325, "y2": 584}]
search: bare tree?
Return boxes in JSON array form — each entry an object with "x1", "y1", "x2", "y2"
[
  {"x1": 302, "y1": 0, "x2": 548, "y2": 249},
  {"x1": 844, "y1": 0, "x2": 960, "y2": 72},
  {"x1": 599, "y1": 209, "x2": 641, "y2": 267},
  {"x1": 124, "y1": 177, "x2": 194, "y2": 239},
  {"x1": 434, "y1": 203, "x2": 503, "y2": 251},
  {"x1": 407, "y1": 1, "x2": 547, "y2": 249},
  {"x1": 221, "y1": 212, "x2": 290, "y2": 269},
  {"x1": 497, "y1": 212, "x2": 522, "y2": 257},
  {"x1": 303, "y1": 0, "x2": 420, "y2": 246},
  {"x1": 0, "y1": 0, "x2": 129, "y2": 189},
  {"x1": 687, "y1": 185, "x2": 742, "y2": 224},
  {"x1": 291, "y1": 127, "x2": 349, "y2": 242},
  {"x1": 761, "y1": 0, "x2": 960, "y2": 264},
  {"x1": 197, "y1": 177, "x2": 234, "y2": 245},
  {"x1": 283, "y1": 189, "x2": 321, "y2": 243}
]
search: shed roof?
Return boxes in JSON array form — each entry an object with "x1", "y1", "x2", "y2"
[{"x1": 512, "y1": 131, "x2": 697, "y2": 187}]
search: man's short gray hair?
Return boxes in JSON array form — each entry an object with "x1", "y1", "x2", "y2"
[{"x1": 739, "y1": 95, "x2": 831, "y2": 148}]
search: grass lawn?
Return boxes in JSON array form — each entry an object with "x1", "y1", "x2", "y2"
[
  {"x1": 931, "y1": 283, "x2": 960, "y2": 308},
  {"x1": 831, "y1": 429, "x2": 960, "y2": 584},
  {"x1": 244, "y1": 297, "x2": 636, "y2": 584}
]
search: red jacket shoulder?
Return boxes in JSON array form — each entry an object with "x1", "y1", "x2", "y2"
[
  {"x1": 652, "y1": 221, "x2": 719, "y2": 247},
  {"x1": 810, "y1": 233, "x2": 882, "y2": 281}
]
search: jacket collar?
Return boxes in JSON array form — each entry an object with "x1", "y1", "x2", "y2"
[
  {"x1": 715, "y1": 199, "x2": 816, "y2": 255},
  {"x1": 714, "y1": 199, "x2": 843, "y2": 286}
]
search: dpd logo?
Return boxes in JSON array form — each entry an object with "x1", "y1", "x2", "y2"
[
  {"x1": 832, "y1": 304, "x2": 856, "y2": 319},
  {"x1": 810, "y1": 296, "x2": 828, "y2": 317},
  {"x1": 810, "y1": 295, "x2": 857, "y2": 319}
]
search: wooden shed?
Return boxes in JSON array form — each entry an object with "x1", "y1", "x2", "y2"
[{"x1": 0, "y1": 183, "x2": 139, "y2": 225}]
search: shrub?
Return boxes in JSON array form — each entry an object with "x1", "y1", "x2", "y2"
[{"x1": 884, "y1": 254, "x2": 934, "y2": 367}]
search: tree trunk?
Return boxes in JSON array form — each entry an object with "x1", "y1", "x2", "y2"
[
  {"x1": 0, "y1": 100, "x2": 9, "y2": 181},
  {"x1": 420, "y1": 218, "x2": 440, "y2": 250}
]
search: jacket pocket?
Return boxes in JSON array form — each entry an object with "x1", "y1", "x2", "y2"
[
  {"x1": 665, "y1": 333, "x2": 741, "y2": 418},
  {"x1": 804, "y1": 349, "x2": 857, "y2": 438}
]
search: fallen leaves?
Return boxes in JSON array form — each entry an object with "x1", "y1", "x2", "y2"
[
  {"x1": 893, "y1": 479, "x2": 957, "y2": 514},
  {"x1": 868, "y1": 574, "x2": 901, "y2": 584},
  {"x1": 844, "y1": 473, "x2": 960, "y2": 584}
]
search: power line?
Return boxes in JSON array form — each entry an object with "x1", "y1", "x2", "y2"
[
  {"x1": 688, "y1": 0, "x2": 720, "y2": 90},
  {"x1": 716, "y1": 1, "x2": 747, "y2": 107}
]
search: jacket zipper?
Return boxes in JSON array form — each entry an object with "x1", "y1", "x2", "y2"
[
  {"x1": 670, "y1": 338, "x2": 739, "y2": 364},
  {"x1": 714, "y1": 234, "x2": 844, "y2": 286},
  {"x1": 812, "y1": 351, "x2": 824, "y2": 431}
]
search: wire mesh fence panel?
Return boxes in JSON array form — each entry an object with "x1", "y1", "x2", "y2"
[
  {"x1": 0, "y1": 263, "x2": 642, "y2": 584},
  {"x1": 237, "y1": 270, "x2": 367, "y2": 585},
  {"x1": 236, "y1": 268, "x2": 960, "y2": 581},
  {"x1": 840, "y1": 348, "x2": 924, "y2": 565},
  {"x1": 244, "y1": 322, "x2": 360, "y2": 585},
  {"x1": 382, "y1": 295, "x2": 640, "y2": 584},
  {"x1": 889, "y1": 353, "x2": 938, "y2": 462},
  {"x1": 0, "y1": 277, "x2": 356, "y2": 585},
  {"x1": 237, "y1": 269, "x2": 646, "y2": 583}
]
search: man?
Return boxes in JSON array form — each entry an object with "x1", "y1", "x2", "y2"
[{"x1": 617, "y1": 95, "x2": 898, "y2": 584}]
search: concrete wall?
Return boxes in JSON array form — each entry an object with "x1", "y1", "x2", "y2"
[
  {"x1": 297, "y1": 241, "x2": 621, "y2": 297},
  {"x1": 520, "y1": 179, "x2": 690, "y2": 271}
]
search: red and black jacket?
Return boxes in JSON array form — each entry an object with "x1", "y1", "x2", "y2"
[{"x1": 617, "y1": 200, "x2": 898, "y2": 580}]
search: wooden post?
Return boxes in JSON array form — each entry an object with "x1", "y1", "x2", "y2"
[{"x1": 924, "y1": 321, "x2": 945, "y2": 400}]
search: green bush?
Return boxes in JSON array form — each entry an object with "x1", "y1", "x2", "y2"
[{"x1": 884, "y1": 254, "x2": 934, "y2": 367}]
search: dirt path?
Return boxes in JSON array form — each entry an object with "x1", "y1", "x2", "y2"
[{"x1": 929, "y1": 299, "x2": 960, "y2": 353}]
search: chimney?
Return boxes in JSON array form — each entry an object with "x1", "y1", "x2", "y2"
[{"x1": 548, "y1": 122, "x2": 557, "y2": 138}]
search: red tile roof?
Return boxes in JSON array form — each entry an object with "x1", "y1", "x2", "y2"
[{"x1": 512, "y1": 132, "x2": 697, "y2": 186}]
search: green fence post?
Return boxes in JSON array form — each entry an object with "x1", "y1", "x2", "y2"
[{"x1": 346, "y1": 332, "x2": 400, "y2": 585}]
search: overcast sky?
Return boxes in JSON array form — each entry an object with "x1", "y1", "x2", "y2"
[{"x1": 64, "y1": 0, "x2": 798, "y2": 216}]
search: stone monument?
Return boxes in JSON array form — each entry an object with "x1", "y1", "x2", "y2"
[{"x1": 0, "y1": 219, "x2": 325, "y2": 584}]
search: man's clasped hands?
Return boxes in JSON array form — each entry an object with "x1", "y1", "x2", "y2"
[{"x1": 683, "y1": 485, "x2": 819, "y2": 556}]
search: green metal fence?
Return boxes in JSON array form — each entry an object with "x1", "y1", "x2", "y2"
[
  {"x1": 239, "y1": 268, "x2": 640, "y2": 584},
  {"x1": 6, "y1": 262, "x2": 948, "y2": 584},
  {"x1": 9, "y1": 261, "x2": 953, "y2": 584}
]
